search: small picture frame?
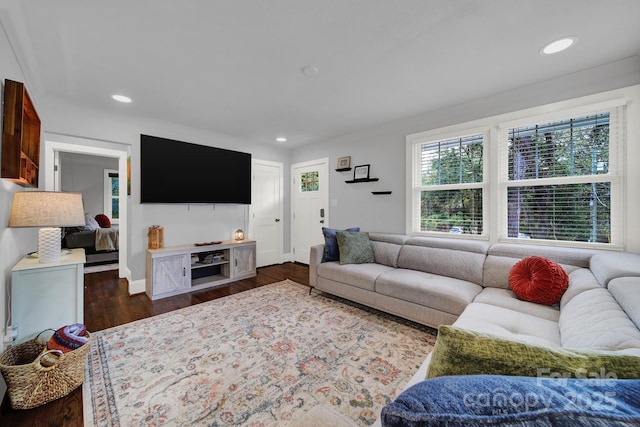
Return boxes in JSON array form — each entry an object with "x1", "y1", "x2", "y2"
[
  {"x1": 353, "y1": 164, "x2": 370, "y2": 180},
  {"x1": 337, "y1": 156, "x2": 351, "y2": 170}
]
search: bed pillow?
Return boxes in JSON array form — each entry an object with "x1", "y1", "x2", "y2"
[
  {"x1": 381, "y1": 375, "x2": 640, "y2": 427},
  {"x1": 95, "y1": 214, "x2": 111, "y2": 228},
  {"x1": 336, "y1": 231, "x2": 374, "y2": 265},
  {"x1": 84, "y1": 213, "x2": 100, "y2": 231},
  {"x1": 509, "y1": 256, "x2": 569, "y2": 305},
  {"x1": 427, "y1": 325, "x2": 640, "y2": 379},
  {"x1": 321, "y1": 227, "x2": 360, "y2": 262}
]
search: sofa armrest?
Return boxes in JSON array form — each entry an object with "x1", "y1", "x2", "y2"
[{"x1": 309, "y1": 244, "x2": 324, "y2": 288}]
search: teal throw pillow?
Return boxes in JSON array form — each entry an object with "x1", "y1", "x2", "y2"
[{"x1": 336, "y1": 231, "x2": 374, "y2": 265}]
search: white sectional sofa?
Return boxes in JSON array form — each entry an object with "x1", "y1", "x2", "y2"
[
  {"x1": 308, "y1": 232, "x2": 640, "y2": 425},
  {"x1": 310, "y1": 233, "x2": 640, "y2": 349}
]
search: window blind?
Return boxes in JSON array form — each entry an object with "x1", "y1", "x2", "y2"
[{"x1": 501, "y1": 105, "x2": 625, "y2": 245}]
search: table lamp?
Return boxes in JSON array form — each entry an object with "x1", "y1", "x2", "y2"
[{"x1": 8, "y1": 191, "x2": 85, "y2": 263}]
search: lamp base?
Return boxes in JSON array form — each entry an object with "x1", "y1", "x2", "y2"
[{"x1": 38, "y1": 227, "x2": 62, "y2": 263}]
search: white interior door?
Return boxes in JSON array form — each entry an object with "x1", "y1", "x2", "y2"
[
  {"x1": 291, "y1": 158, "x2": 329, "y2": 264},
  {"x1": 251, "y1": 159, "x2": 283, "y2": 267}
]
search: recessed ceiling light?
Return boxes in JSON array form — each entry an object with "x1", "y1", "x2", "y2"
[
  {"x1": 540, "y1": 37, "x2": 577, "y2": 55},
  {"x1": 276, "y1": 137, "x2": 287, "y2": 143},
  {"x1": 112, "y1": 94, "x2": 132, "y2": 103},
  {"x1": 301, "y1": 65, "x2": 319, "y2": 76}
]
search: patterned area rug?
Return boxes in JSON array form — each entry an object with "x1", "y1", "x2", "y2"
[{"x1": 83, "y1": 280, "x2": 436, "y2": 426}]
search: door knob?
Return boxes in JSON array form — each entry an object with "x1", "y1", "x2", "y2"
[{"x1": 275, "y1": 218, "x2": 280, "y2": 222}]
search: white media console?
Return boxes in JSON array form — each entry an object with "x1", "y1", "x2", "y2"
[{"x1": 146, "y1": 239, "x2": 256, "y2": 300}]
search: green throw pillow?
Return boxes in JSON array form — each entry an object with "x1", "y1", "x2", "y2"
[
  {"x1": 427, "y1": 325, "x2": 640, "y2": 380},
  {"x1": 336, "y1": 231, "x2": 374, "y2": 265}
]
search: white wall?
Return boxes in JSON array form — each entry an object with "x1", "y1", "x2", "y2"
[
  {"x1": 291, "y1": 56, "x2": 640, "y2": 253},
  {"x1": 39, "y1": 97, "x2": 291, "y2": 282},
  {"x1": 0, "y1": 11, "x2": 39, "y2": 395},
  {"x1": 59, "y1": 152, "x2": 118, "y2": 216}
]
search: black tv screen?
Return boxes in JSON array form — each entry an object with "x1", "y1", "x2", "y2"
[{"x1": 140, "y1": 134, "x2": 251, "y2": 204}]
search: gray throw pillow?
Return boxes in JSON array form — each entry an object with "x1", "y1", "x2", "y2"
[{"x1": 336, "y1": 231, "x2": 374, "y2": 265}]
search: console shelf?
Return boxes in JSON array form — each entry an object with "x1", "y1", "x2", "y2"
[{"x1": 146, "y1": 239, "x2": 256, "y2": 300}]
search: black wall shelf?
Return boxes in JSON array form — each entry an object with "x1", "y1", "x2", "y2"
[
  {"x1": 345, "y1": 178, "x2": 379, "y2": 183},
  {"x1": 372, "y1": 191, "x2": 392, "y2": 195},
  {"x1": 335, "y1": 167, "x2": 352, "y2": 172}
]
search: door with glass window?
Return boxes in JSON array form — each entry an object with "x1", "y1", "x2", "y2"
[{"x1": 291, "y1": 159, "x2": 329, "y2": 264}]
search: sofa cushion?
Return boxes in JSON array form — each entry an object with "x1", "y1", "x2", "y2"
[
  {"x1": 472, "y1": 288, "x2": 560, "y2": 321},
  {"x1": 590, "y1": 252, "x2": 640, "y2": 287},
  {"x1": 397, "y1": 243, "x2": 486, "y2": 285},
  {"x1": 427, "y1": 326, "x2": 640, "y2": 380},
  {"x1": 321, "y1": 227, "x2": 360, "y2": 262},
  {"x1": 559, "y1": 288, "x2": 640, "y2": 354},
  {"x1": 381, "y1": 375, "x2": 640, "y2": 427},
  {"x1": 482, "y1": 243, "x2": 594, "y2": 289},
  {"x1": 609, "y1": 277, "x2": 640, "y2": 330},
  {"x1": 560, "y1": 268, "x2": 603, "y2": 309},
  {"x1": 376, "y1": 269, "x2": 482, "y2": 316},
  {"x1": 488, "y1": 243, "x2": 596, "y2": 268},
  {"x1": 368, "y1": 232, "x2": 410, "y2": 246},
  {"x1": 316, "y1": 262, "x2": 394, "y2": 292},
  {"x1": 336, "y1": 231, "x2": 374, "y2": 264},
  {"x1": 371, "y1": 241, "x2": 402, "y2": 268},
  {"x1": 508, "y1": 256, "x2": 569, "y2": 306},
  {"x1": 453, "y1": 302, "x2": 561, "y2": 347}
]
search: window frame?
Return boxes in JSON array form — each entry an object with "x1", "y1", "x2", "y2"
[
  {"x1": 497, "y1": 103, "x2": 624, "y2": 248},
  {"x1": 406, "y1": 125, "x2": 490, "y2": 238},
  {"x1": 406, "y1": 97, "x2": 626, "y2": 249},
  {"x1": 103, "y1": 168, "x2": 120, "y2": 224}
]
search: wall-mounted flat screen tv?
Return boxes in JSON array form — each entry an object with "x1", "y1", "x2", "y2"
[{"x1": 140, "y1": 134, "x2": 251, "y2": 204}]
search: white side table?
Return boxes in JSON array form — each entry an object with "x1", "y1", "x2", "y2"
[{"x1": 10, "y1": 248, "x2": 85, "y2": 344}]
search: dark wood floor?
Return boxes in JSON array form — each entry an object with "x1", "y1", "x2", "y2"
[{"x1": 0, "y1": 262, "x2": 310, "y2": 427}]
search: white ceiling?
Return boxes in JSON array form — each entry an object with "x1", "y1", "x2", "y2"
[{"x1": 3, "y1": 0, "x2": 640, "y2": 147}]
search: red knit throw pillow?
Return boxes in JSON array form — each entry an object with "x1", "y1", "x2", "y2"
[
  {"x1": 509, "y1": 256, "x2": 569, "y2": 306},
  {"x1": 95, "y1": 214, "x2": 111, "y2": 228}
]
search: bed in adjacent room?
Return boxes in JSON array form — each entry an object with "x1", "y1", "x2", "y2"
[{"x1": 63, "y1": 213, "x2": 119, "y2": 265}]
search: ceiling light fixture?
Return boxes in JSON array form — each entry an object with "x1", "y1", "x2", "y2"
[
  {"x1": 276, "y1": 137, "x2": 287, "y2": 143},
  {"x1": 540, "y1": 36, "x2": 577, "y2": 55},
  {"x1": 112, "y1": 94, "x2": 132, "y2": 103},
  {"x1": 301, "y1": 65, "x2": 319, "y2": 76}
]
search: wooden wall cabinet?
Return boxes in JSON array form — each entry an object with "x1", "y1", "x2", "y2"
[{"x1": 2, "y1": 79, "x2": 41, "y2": 187}]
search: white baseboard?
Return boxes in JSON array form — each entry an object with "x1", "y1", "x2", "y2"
[
  {"x1": 129, "y1": 278, "x2": 146, "y2": 295},
  {"x1": 282, "y1": 253, "x2": 294, "y2": 263}
]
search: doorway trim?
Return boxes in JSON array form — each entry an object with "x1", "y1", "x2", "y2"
[{"x1": 43, "y1": 135, "x2": 130, "y2": 283}]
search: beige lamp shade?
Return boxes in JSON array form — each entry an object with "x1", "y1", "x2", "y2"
[
  {"x1": 9, "y1": 192, "x2": 85, "y2": 263},
  {"x1": 8, "y1": 191, "x2": 85, "y2": 227}
]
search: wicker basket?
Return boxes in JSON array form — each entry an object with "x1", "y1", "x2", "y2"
[{"x1": 0, "y1": 332, "x2": 91, "y2": 409}]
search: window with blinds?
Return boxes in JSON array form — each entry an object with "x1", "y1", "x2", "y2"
[
  {"x1": 414, "y1": 133, "x2": 485, "y2": 235},
  {"x1": 408, "y1": 97, "x2": 626, "y2": 247},
  {"x1": 502, "y1": 107, "x2": 623, "y2": 245}
]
